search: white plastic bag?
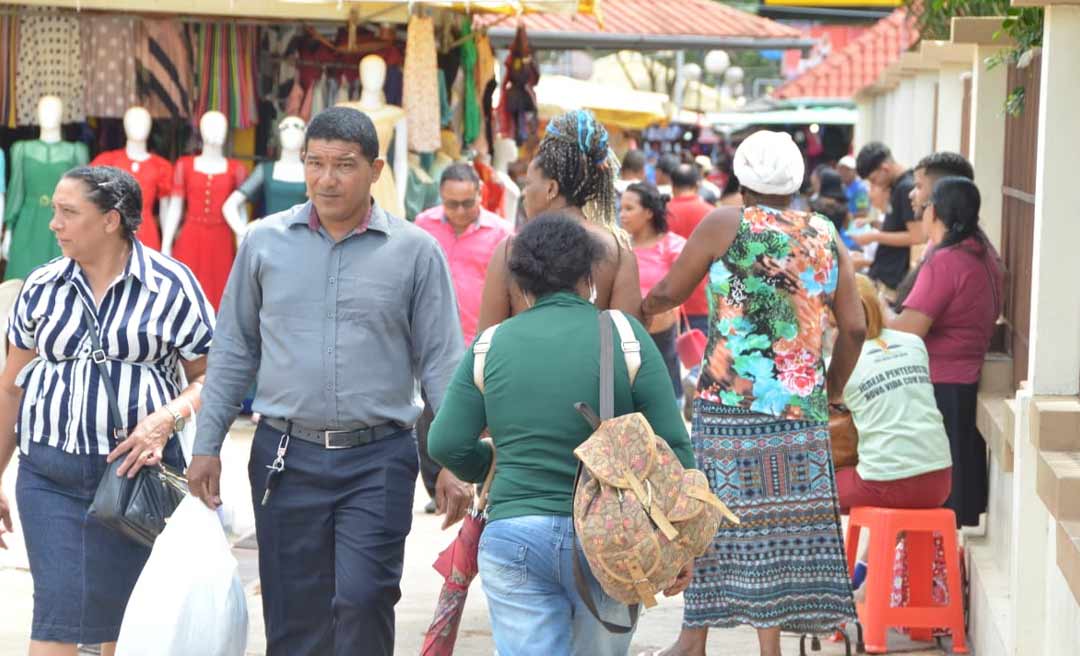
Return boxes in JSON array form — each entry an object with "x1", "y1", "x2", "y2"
[{"x1": 116, "y1": 496, "x2": 248, "y2": 656}]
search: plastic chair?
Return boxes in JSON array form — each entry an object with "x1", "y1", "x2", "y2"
[{"x1": 845, "y1": 506, "x2": 969, "y2": 654}]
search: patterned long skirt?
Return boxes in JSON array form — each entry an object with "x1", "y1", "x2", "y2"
[{"x1": 683, "y1": 401, "x2": 856, "y2": 633}]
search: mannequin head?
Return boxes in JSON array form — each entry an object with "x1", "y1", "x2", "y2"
[
  {"x1": 493, "y1": 138, "x2": 518, "y2": 174},
  {"x1": 278, "y1": 116, "x2": 306, "y2": 152},
  {"x1": 359, "y1": 55, "x2": 387, "y2": 92},
  {"x1": 199, "y1": 111, "x2": 228, "y2": 147},
  {"x1": 38, "y1": 96, "x2": 63, "y2": 131},
  {"x1": 123, "y1": 107, "x2": 152, "y2": 142}
]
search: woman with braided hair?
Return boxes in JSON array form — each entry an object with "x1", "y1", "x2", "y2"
[{"x1": 477, "y1": 110, "x2": 642, "y2": 330}]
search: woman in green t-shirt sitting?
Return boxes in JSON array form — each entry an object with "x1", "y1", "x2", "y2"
[
  {"x1": 429, "y1": 213, "x2": 694, "y2": 656},
  {"x1": 838, "y1": 274, "x2": 953, "y2": 511}
]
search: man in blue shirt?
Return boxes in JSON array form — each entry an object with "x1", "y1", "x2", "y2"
[{"x1": 839, "y1": 155, "x2": 870, "y2": 218}]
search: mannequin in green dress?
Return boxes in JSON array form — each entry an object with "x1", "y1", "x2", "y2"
[
  {"x1": 3, "y1": 96, "x2": 89, "y2": 281},
  {"x1": 223, "y1": 115, "x2": 308, "y2": 236}
]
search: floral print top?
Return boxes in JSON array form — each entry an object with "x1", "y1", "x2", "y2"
[{"x1": 697, "y1": 205, "x2": 839, "y2": 423}]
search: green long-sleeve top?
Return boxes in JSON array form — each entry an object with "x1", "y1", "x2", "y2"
[{"x1": 428, "y1": 292, "x2": 695, "y2": 522}]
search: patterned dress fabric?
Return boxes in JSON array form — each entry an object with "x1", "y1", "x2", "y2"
[
  {"x1": 16, "y1": 8, "x2": 85, "y2": 126},
  {"x1": 90, "y1": 149, "x2": 174, "y2": 251},
  {"x1": 403, "y1": 15, "x2": 441, "y2": 153},
  {"x1": 171, "y1": 156, "x2": 247, "y2": 309},
  {"x1": 684, "y1": 205, "x2": 855, "y2": 632},
  {"x1": 3, "y1": 140, "x2": 89, "y2": 281},
  {"x1": 0, "y1": 16, "x2": 18, "y2": 128},
  {"x1": 190, "y1": 24, "x2": 258, "y2": 129},
  {"x1": 80, "y1": 15, "x2": 138, "y2": 118},
  {"x1": 135, "y1": 19, "x2": 193, "y2": 120}
]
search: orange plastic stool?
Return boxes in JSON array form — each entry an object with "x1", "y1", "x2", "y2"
[{"x1": 845, "y1": 507, "x2": 969, "y2": 654}]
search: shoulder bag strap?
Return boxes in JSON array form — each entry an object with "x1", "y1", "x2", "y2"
[
  {"x1": 607, "y1": 310, "x2": 641, "y2": 386},
  {"x1": 78, "y1": 298, "x2": 127, "y2": 441},
  {"x1": 599, "y1": 310, "x2": 615, "y2": 419},
  {"x1": 472, "y1": 324, "x2": 500, "y2": 393}
]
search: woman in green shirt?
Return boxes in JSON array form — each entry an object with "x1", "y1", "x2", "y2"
[{"x1": 429, "y1": 213, "x2": 694, "y2": 656}]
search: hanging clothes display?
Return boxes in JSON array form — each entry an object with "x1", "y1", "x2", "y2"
[
  {"x1": 498, "y1": 25, "x2": 540, "y2": 146},
  {"x1": 15, "y1": 8, "x2": 85, "y2": 126},
  {"x1": 3, "y1": 140, "x2": 89, "y2": 281},
  {"x1": 403, "y1": 14, "x2": 441, "y2": 153},
  {"x1": 135, "y1": 19, "x2": 193, "y2": 121},
  {"x1": 473, "y1": 160, "x2": 505, "y2": 216},
  {"x1": 90, "y1": 150, "x2": 173, "y2": 251},
  {"x1": 191, "y1": 24, "x2": 259, "y2": 129},
  {"x1": 475, "y1": 30, "x2": 496, "y2": 113},
  {"x1": 0, "y1": 16, "x2": 18, "y2": 129},
  {"x1": 459, "y1": 18, "x2": 480, "y2": 146},
  {"x1": 171, "y1": 156, "x2": 247, "y2": 308},
  {"x1": 80, "y1": 15, "x2": 138, "y2": 118},
  {"x1": 285, "y1": 77, "x2": 305, "y2": 118}
]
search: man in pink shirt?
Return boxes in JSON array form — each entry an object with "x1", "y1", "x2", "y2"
[
  {"x1": 415, "y1": 163, "x2": 513, "y2": 344},
  {"x1": 414, "y1": 163, "x2": 512, "y2": 508}
]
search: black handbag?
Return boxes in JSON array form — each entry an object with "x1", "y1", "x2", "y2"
[{"x1": 81, "y1": 297, "x2": 187, "y2": 547}]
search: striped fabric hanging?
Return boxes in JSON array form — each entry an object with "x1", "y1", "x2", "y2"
[
  {"x1": 191, "y1": 23, "x2": 259, "y2": 129},
  {"x1": 0, "y1": 16, "x2": 18, "y2": 128}
]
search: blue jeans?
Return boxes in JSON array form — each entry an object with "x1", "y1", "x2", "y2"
[{"x1": 478, "y1": 515, "x2": 637, "y2": 656}]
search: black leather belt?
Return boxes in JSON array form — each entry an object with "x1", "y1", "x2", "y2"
[{"x1": 263, "y1": 417, "x2": 405, "y2": 450}]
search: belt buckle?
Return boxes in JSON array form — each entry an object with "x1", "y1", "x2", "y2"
[{"x1": 323, "y1": 429, "x2": 354, "y2": 450}]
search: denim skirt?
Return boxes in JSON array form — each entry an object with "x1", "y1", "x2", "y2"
[{"x1": 15, "y1": 439, "x2": 183, "y2": 644}]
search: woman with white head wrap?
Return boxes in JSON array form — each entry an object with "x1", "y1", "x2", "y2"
[{"x1": 640, "y1": 131, "x2": 866, "y2": 656}]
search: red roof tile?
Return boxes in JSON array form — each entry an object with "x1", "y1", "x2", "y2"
[
  {"x1": 479, "y1": 0, "x2": 803, "y2": 40},
  {"x1": 772, "y1": 8, "x2": 919, "y2": 100}
]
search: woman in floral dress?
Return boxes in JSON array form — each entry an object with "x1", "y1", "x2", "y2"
[{"x1": 642, "y1": 131, "x2": 866, "y2": 656}]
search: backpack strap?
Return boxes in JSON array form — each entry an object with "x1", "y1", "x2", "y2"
[
  {"x1": 607, "y1": 310, "x2": 641, "y2": 386},
  {"x1": 472, "y1": 324, "x2": 500, "y2": 393}
]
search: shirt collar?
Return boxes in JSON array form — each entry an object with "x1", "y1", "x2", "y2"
[
  {"x1": 288, "y1": 200, "x2": 390, "y2": 236},
  {"x1": 45, "y1": 239, "x2": 157, "y2": 292},
  {"x1": 530, "y1": 291, "x2": 593, "y2": 311}
]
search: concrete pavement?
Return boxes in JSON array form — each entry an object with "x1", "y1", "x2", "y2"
[{"x1": 0, "y1": 422, "x2": 952, "y2": 655}]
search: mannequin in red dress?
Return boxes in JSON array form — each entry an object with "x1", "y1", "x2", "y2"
[
  {"x1": 90, "y1": 107, "x2": 173, "y2": 251},
  {"x1": 161, "y1": 111, "x2": 248, "y2": 308}
]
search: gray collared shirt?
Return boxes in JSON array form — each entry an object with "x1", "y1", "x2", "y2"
[{"x1": 193, "y1": 201, "x2": 464, "y2": 456}]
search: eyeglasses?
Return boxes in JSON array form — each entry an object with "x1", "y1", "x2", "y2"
[{"x1": 444, "y1": 199, "x2": 478, "y2": 211}]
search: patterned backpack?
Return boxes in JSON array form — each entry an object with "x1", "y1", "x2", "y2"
[{"x1": 571, "y1": 311, "x2": 739, "y2": 630}]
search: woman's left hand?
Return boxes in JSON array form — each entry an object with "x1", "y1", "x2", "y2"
[
  {"x1": 108, "y1": 408, "x2": 174, "y2": 478},
  {"x1": 663, "y1": 562, "x2": 694, "y2": 597}
]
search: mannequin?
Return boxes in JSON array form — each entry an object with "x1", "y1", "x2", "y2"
[
  {"x1": 224, "y1": 116, "x2": 308, "y2": 233},
  {"x1": 491, "y1": 138, "x2": 522, "y2": 221},
  {"x1": 90, "y1": 107, "x2": 174, "y2": 250},
  {"x1": 3, "y1": 96, "x2": 89, "y2": 280},
  {"x1": 338, "y1": 54, "x2": 408, "y2": 218},
  {"x1": 162, "y1": 111, "x2": 247, "y2": 308}
]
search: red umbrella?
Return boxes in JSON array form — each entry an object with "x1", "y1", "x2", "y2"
[{"x1": 421, "y1": 442, "x2": 495, "y2": 656}]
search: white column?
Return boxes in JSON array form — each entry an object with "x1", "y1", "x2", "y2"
[
  {"x1": 1027, "y1": 4, "x2": 1080, "y2": 396},
  {"x1": 892, "y1": 77, "x2": 915, "y2": 162},
  {"x1": 969, "y1": 45, "x2": 1009, "y2": 252},
  {"x1": 855, "y1": 93, "x2": 875, "y2": 150},
  {"x1": 911, "y1": 70, "x2": 938, "y2": 160},
  {"x1": 936, "y1": 63, "x2": 969, "y2": 152}
]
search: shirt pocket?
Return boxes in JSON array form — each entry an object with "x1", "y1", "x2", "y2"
[{"x1": 336, "y1": 275, "x2": 406, "y2": 326}]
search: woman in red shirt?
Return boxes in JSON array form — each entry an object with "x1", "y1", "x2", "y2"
[
  {"x1": 621, "y1": 182, "x2": 685, "y2": 401},
  {"x1": 890, "y1": 177, "x2": 1004, "y2": 527}
]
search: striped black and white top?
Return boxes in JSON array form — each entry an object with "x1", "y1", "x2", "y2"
[{"x1": 7, "y1": 240, "x2": 215, "y2": 455}]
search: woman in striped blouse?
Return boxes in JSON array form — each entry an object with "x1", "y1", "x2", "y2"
[{"x1": 0, "y1": 166, "x2": 214, "y2": 654}]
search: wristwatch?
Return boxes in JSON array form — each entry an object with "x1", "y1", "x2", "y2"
[{"x1": 165, "y1": 404, "x2": 185, "y2": 432}]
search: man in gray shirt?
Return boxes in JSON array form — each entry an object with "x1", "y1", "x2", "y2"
[{"x1": 188, "y1": 107, "x2": 472, "y2": 656}]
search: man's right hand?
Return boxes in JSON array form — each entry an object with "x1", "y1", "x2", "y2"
[{"x1": 187, "y1": 455, "x2": 223, "y2": 509}]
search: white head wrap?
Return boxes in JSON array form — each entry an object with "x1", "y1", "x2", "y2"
[
  {"x1": 733, "y1": 130, "x2": 805, "y2": 196},
  {"x1": 838, "y1": 155, "x2": 857, "y2": 170}
]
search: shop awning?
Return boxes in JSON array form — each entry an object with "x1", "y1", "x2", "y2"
[
  {"x1": 534, "y1": 75, "x2": 668, "y2": 130},
  {"x1": 706, "y1": 105, "x2": 857, "y2": 128},
  {"x1": 590, "y1": 51, "x2": 727, "y2": 115},
  {"x1": 482, "y1": 0, "x2": 815, "y2": 51},
  {"x1": 2, "y1": 0, "x2": 597, "y2": 23}
]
